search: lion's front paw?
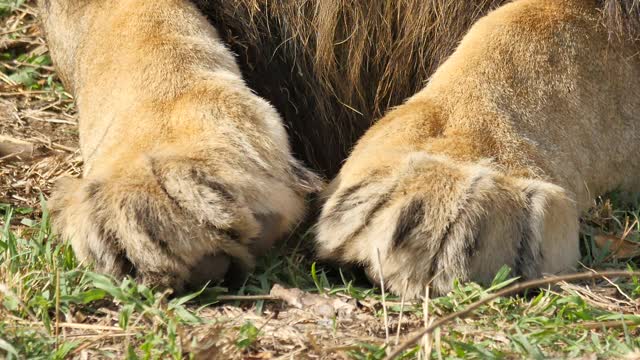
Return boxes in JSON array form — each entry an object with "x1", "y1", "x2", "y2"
[
  {"x1": 50, "y1": 153, "x2": 321, "y2": 292},
  {"x1": 316, "y1": 153, "x2": 579, "y2": 298}
]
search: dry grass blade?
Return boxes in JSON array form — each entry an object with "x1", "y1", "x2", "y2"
[
  {"x1": 394, "y1": 279, "x2": 409, "y2": 346},
  {"x1": 420, "y1": 286, "x2": 432, "y2": 360},
  {"x1": 385, "y1": 270, "x2": 640, "y2": 360},
  {"x1": 214, "y1": 294, "x2": 279, "y2": 302},
  {"x1": 376, "y1": 248, "x2": 390, "y2": 345}
]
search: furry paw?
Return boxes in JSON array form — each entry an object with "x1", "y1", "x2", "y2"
[
  {"x1": 50, "y1": 153, "x2": 321, "y2": 292},
  {"x1": 316, "y1": 153, "x2": 579, "y2": 298}
]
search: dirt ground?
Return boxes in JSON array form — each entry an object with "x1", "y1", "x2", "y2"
[{"x1": 0, "y1": 2, "x2": 79, "y2": 211}]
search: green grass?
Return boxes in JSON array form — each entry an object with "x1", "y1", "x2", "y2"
[
  {"x1": 0, "y1": 1, "x2": 25, "y2": 18},
  {"x1": 0, "y1": 202, "x2": 213, "y2": 359},
  {"x1": 1, "y1": 199, "x2": 640, "y2": 359}
]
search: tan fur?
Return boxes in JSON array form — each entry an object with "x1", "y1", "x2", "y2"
[
  {"x1": 39, "y1": 0, "x2": 321, "y2": 290},
  {"x1": 317, "y1": 0, "x2": 640, "y2": 297},
  {"x1": 38, "y1": 0, "x2": 640, "y2": 296}
]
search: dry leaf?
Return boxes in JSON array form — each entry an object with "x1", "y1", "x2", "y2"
[
  {"x1": 270, "y1": 284, "x2": 356, "y2": 318},
  {"x1": 594, "y1": 234, "x2": 640, "y2": 259},
  {"x1": 0, "y1": 135, "x2": 47, "y2": 160}
]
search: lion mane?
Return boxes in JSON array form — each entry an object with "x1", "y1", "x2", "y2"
[{"x1": 195, "y1": 0, "x2": 640, "y2": 174}]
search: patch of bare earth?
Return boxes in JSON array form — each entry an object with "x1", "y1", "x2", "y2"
[
  {"x1": 49, "y1": 292, "x2": 418, "y2": 359},
  {"x1": 0, "y1": 2, "x2": 79, "y2": 213}
]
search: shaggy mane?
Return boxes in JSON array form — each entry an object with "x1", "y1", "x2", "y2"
[
  {"x1": 600, "y1": 0, "x2": 640, "y2": 41},
  {"x1": 193, "y1": 0, "x2": 640, "y2": 175},
  {"x1": 194, "y1": 0, "x2": 506, "y2": 174}
]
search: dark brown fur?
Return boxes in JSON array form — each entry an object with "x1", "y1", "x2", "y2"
[
  {"x1": 600, "y1": 0, "x2": 640, "y2": 40},
  {"x1": 193, "y1": 0, "x2": 640, "y2": 175}
]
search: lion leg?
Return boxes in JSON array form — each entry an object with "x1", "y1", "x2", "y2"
[
  {"x1": 39, "y1": 0, "x2": 321, "y2": 291},
  {"x1": 316, "y1": 0, "x2": 640, "y2": 297}
]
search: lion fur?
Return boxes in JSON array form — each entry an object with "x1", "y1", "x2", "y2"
[
  {"x1": 196, "y1": 0, "x2": 640, "y2": 174},
  {"x1": 36, "y1": 0, "x2": 640, "y2": 295}
]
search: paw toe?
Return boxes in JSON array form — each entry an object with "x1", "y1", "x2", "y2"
[{"x1": 316, "y1": 155, "x2": 580, "y2": 297}]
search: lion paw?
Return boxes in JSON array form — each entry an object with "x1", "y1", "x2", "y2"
[
  {"x1": 316, "y1": 153, "x2": 580, "y2": 298},
  {"x1": 50, "y1": 154, "x2": 321, "y2": 292}
]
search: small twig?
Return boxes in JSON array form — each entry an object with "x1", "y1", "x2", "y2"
[
  {"x1": 55, "y1": 268, "x2": 61, "y2": 347},
  {"x1": 215, "y1": 294, "x2": 279, "y2": 302},
  {"x1": 621, "y1": 217, "x2": 638, "y2": 241},
  {"x1": 385, "y1": 270, "x2": 640, "y2": 360},
  {"x1": 568, "y1": 319, "x2": 640, "y2": 330},
  {"x1": 421, "y1": 286, "x2": 432, "y2": 360},
  {"x1": 17, "y1": 321, "x2": 138, "y2": 332},
  {"x1": 64, "y1": 333, "x2": 137, "y2": 339},
  {"x1": 325, "y1": 345, "x2": 366, "y2": 353},
  {"x1": 27, "y1": 117, "x2": 77, "y2": 126},
  {"x1": 12, "y1": 60, "x2": 55, "y2": 71},
  {"x1": 585, "y1": 267, "x2": 635, "y2": 304},
  {"x1": 0, "y1": 23, "x2": 35, "y2": 36},
  {"x1": 395, "y1": 279, "x2": 409, "y2": 346},
  {"x1": 0, "y1": 90, "x2": 65, "y2": 96},
  {"x1": 376, "y1": 248, "x2": 390, "y2": 345},
  {"x1": 26, "y1": 135, "x2": 77, "y2": 153}
]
